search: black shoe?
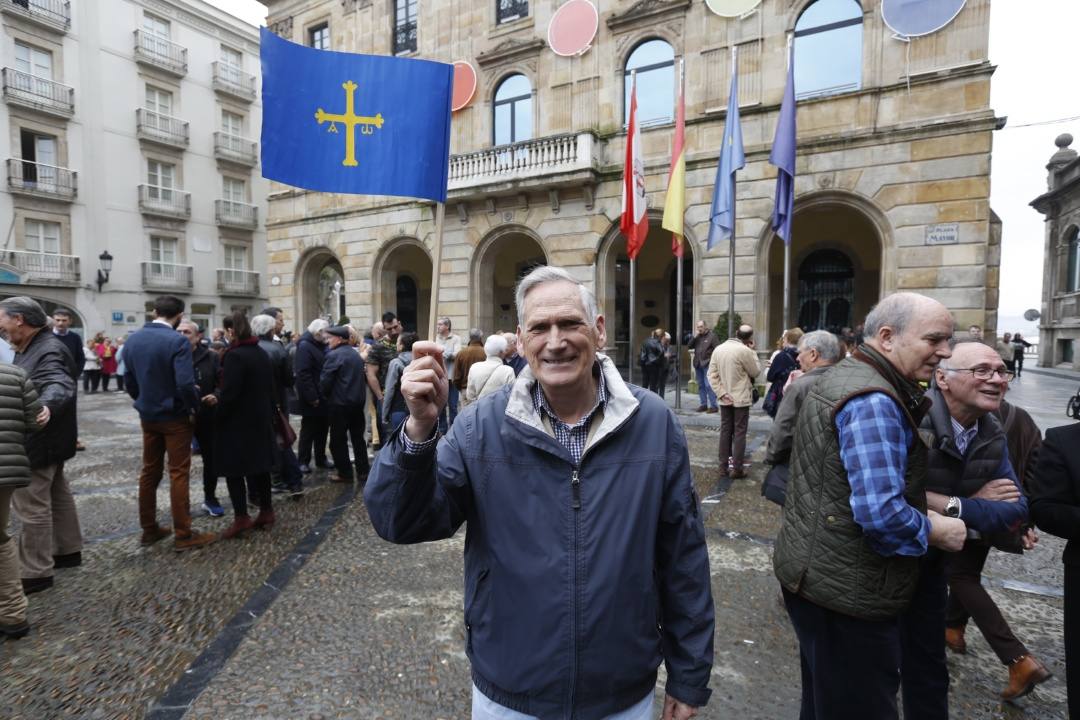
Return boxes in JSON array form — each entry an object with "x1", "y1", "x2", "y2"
[
  {"x1": 0, "y1": 620, "x2": 29, "y2": 640},
  {"x1": 299, "y1": 464, "x2": 313, "y2": 474},
  {"x1": 270, "y1": 483, "x2": 288, "y2": 495},
  {"x1": 22, "y1": 576, "x2": 53, "y2": 595},
  {"x1": 289, "y1": 485, "x2": 305, "y2": 499},
  {"x1": 52, "y1": 551, "x2": 82, "y2": 569},
  {"x1": 316, "y1": 459, "x2": 335, "y2": 469}
]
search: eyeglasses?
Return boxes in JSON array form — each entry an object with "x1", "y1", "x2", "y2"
[{"x1": 945, "y1": 366, "x2": 1015, "y2": 382}]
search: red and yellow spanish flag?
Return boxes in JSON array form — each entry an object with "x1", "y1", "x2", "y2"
[{"x1": 662, "y1": 73, "x2": 686, "y2": 258}]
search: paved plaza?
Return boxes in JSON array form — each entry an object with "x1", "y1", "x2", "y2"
[{"x1": 1, "y1": 369, "x2": 1077, "y2": 719}]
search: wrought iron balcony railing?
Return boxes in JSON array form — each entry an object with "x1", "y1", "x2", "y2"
[
  {"x1": 393, "y1": 20, "x2": 416, "y2": 54},
  {"x1": 217, "y1": 268, "x2": 260, "y2": 296},
  {"x1": 133, "y1": 30, "x2": 188, "y2": 77},
  {"x1": 1, "y1": 0, "x2": 71, "y2": 32},
  {"x1": 213, "y1": 132, "x2": 258, "y2": 166},
  {"x1": 211, "y1": 62, "x2": 256, "y2": 101},
  {"x1": 1, "y1": 249, "x2": 79, "y2": 285},
  {"x1": 138, "y1": 184, "x2": 191, "y2": 219},
  {"x1": 7, "y1": 158, "x2": 77, "y2": 201},
  {"x1": 215, "y1": 199, "x2": 258, "y2": 229},
  {"x1": 135, "y1": 108, "x2": 189, "y2": 148},
  {"x1": 141, "y1": 261, "x2": 193, "y2": 291},
  {"x1": 1, "y1": 67, "x2": 74, "y2": 118},
  {"x1": 496, "y1": 0, "x2": 528, "y2": 24}
]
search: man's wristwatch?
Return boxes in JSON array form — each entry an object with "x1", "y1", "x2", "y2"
[{"x1": 944, "y1": 496, "x2": 962, "y2": 518}]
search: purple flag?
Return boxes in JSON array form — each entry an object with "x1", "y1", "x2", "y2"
[{"x1": 769, "y1": 46, "x2": 796, "y2": 244}]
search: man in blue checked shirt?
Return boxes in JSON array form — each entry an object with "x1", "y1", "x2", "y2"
[{"x1": 774, "y1": 292, "x2": 968, "y2": 720}]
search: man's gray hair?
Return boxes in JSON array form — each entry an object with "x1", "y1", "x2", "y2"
[
  {"x1": 798, "y1": 330, "x2": 843, "y2": 364},
  {"x1": 0, "y1": 296, "x2": 47, "y2": 328},
  {"x1": 438, "y1": 316, "x2": 451, "y2": 330},
  {"x1": 514, "y1": 265, "x2": 598, "y2": 327},
  {"x1": 251, "y1": 314, "x2": 276, "y2": 338},
  {"x1": 937, "y1": 341, "x2": 987, "y2": 373},
  {"x1": 863, "y1": 292, "x2": 930, "y2": 339},
  {"x1": 484, "y1": 334, "x2": 508, "y2": 358},
  {"x1": 307, "y1": 318, "x2": 329, "y2": 335},
  {"x1": 468, "y1": 327, "x2": 484, "y2": 343}
]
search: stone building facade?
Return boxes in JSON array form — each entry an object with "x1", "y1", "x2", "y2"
[
  {"x1": 0, "y1": 0, "x2": 267, "y2": 336},
  {"x1": 1033, "y1": 134, "x2": 1080, "y2": 368},
  {"x1": 263, "y1": 0, "x2": 1000, "y2": 370}
]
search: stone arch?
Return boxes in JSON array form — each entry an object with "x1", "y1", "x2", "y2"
[
  {"x1": 596, "y1": 210, "x2": 700, "y2": 374},
  {"x1": 755, "y1": 189, "x2": 894, "y2": 343},
  {"x1": 371, "y1": 236, "x2": 432, "y2": 334},
  {"x1": 785, "y1": 0, "x2": 866, "y2": 32},
  {"x1": 0, "y1": 291, "x2": 86, "y2": 334},
  {"x1": 295, "y1": 245, "x2": 346, "y2": 325},
  {"x1": 470, "y1": 223, "x2": 549, "y2": 334}
]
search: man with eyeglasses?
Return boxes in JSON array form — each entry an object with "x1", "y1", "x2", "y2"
[{"x1": 920, "y1": 341, "x2": 1050, "y2": 702}]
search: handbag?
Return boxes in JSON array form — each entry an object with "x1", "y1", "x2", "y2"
[
  {"x1": 761, "y1": 463, "x2": 789, "y2": 507},
  {"x1": 273, "y1": 407, "x2": 297, "y2": 449}
]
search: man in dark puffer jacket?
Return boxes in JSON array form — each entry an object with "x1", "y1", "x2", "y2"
[{"x1": 0, "y1": 361, "x2": 44, "y2": 639}]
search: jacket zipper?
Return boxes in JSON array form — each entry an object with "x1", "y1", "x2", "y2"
[{"x1": 567, "y1": 466, "x2": 581, "y2": 718}]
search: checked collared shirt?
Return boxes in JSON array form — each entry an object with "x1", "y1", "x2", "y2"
[{"x1": 531, "y1": 364, "x2": 607, "y2": 467}]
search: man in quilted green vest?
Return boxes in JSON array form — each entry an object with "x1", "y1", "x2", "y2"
[{"x1": 773, "y1": 292, "x2": 968, "y2": 720}]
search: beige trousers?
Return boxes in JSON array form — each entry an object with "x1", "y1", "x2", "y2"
[
  {"x1": 11, "y1": 462, "x2": 83, "y2": 579},
  {"x1": 0, "y1": 487, "x2": 27, "y2": 625}
]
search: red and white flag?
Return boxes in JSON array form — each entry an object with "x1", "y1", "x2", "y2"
[{"x1": 621, "y1": 78, "x2": 648, "y2": 260}]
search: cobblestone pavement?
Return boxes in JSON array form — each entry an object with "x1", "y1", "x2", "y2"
[{"x1": 0, "y1": 374, "x2": 1073, "y2": 719}]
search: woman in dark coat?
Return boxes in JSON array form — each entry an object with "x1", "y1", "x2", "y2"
[
  {"x1": 291, "y1": 319, "x2": 332, "y2": 472},
  {"x1": 215, "y1": 312, "x2": 277, "y2": 538}
]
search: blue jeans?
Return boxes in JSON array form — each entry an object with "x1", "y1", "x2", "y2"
[
  {"x1": 695, "y1": 365, "x2": 717, "y2": 408},
  {"x1": 440, "y1": 384, "x2": 459, "y2": 434},
  {"x1": 471, "y1": 685, "x2": 653, "y2": 720}
]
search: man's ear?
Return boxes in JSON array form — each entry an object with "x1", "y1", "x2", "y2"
[{"x1": 878, "y1": 326, "x2": 895, "y2": 352}]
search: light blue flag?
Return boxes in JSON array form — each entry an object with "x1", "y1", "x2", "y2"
[
  {"x1": 260, "y1": 27, "x2": 453, "y2": 203},
  {"x1": 707, "y1": 59, "x2": 745, "y2": 250},
  {"x1": 770, "y1": 45, "x2": 797, "y2": 245}
]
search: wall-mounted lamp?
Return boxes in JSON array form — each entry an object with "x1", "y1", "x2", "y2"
[{"x1": 96, "y1": 250, "x2": 113, "y2": 292}]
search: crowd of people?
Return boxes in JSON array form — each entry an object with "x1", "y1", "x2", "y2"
[{"x1": 0, "y1": 268, "x2": 1077, "y2": 719}]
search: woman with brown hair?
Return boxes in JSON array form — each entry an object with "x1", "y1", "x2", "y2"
[{"x1": 215, "y1": 311, "x2": 277, "y2": 538}]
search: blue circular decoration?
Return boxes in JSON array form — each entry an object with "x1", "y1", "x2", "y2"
[{"x1": 881, "y1": 0, "x2": 966, "y2": 38}]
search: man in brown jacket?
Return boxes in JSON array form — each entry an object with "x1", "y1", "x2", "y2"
[
  {"x1": 451, "y1": 328, "x2": 486, "y2": 396},
  {"x1": 708, "y1": 325, "x2": 761, "y2": 479}
]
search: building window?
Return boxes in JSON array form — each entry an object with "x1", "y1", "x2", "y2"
[
  {"x1": 19, "y1": 129, "x2": 57, "y2": 186},
  {"x1": 309, "y1": 22, "x2": 330, "y2": 50},
  {"x1": 145, "y1": 85, "x2": 173, "y2": 115},
  {"x1": 147, "y1": 159, "x2": 176, "y2": 201},
  {"x1": 496, "y1": 0, "x2": 528, "y2": 24},
  {"x1": 493, "y1": 74, "x2": 532, "y2": 146},
  {"x1": 222, "y1": 176, "x2": 246, "y2": 203},
  {"x1": 14, "y1": 41, "x2": 53, "y2": 79},
  {"x1": 223, "y1": 244, "x2": 248, "y2": 282},
  {"x1": 25, "y1": 220, "x2": 61, "y2": 255},
  {"x1": 1067, "y1": 227, "x2": 1080, "y2": 293},
  {"x1": 624, "y1": 39, "x2": 675, "y2": 127},
  {"x1": 143, "y1": 13, "x2": 171, "y2": 39},
  {"x1": 794, "y1": 0, "x2": 863, "y2": 99},
  {"x1": 221, "y1": 110, "x2": 244, "y2": 137},
  {"x1": 149, "y1": 235, "x2": 178, "y2": 274},
  {"x1": 394, "y1": 0, "x2": 417, "y2": 55},
  {"x1": 219, "y1": 45, "x2": 243, "y2": 84}
]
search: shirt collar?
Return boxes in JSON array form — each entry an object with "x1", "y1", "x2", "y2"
[
  {"x1": 950, "y1": 416, "x2": 979, "y2": 455},
  {"x1": 152, "y1": 318, "x2": 174, "y2": 328},
  {"x1": 531, "y1": 362, "x2": 607, "y2": 428}
]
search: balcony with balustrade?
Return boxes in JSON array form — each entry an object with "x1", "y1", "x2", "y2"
[
  {"x1": 213, "y1": 132, "x2": 258, "y2": 167},
  {"x1": 141, "y1": 261, "x2": 193, "y2": 292},
  {"x1": 7, "y1": 158, "x2": 77, "y2": 202},
  {"x1": 133, "y1": 30, "x2": 188, "y2": 77},
  {"x1": 138, "y1": 184, "x2": 191, "y2": 220},
  {"x1": 217, "y1": 268, "x2": 260, "y2": 297},
  {"x1": 0, "y1": 249, "x2": 79, "y2": 286},
  {"x1": 211, "y1": 62, "x2": 256, "y2": 102},
  {"x1": 215, "y1": 199, "x2": 258, "y2": 230},
  {"x1": 1, "y1": 0, "x2": 70, "y2": 33},
  {"x1": 1, "y1": 67, "x2": 74, "y2": 119},
  {"x1": 135, "y1": 108, "x2": 189, "y2": 149},
  {"x1": 447, "y1": 131, "x2": 602, "y2": 200}
]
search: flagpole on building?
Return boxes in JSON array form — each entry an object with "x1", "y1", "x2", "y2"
[
  {"x1": 727, "y1": 45, "x2": 738, "y2": 341},
  {"x1": 674, "y1": 57, "x2": 685, "y2": 410},
  {"x1": 427, "y1": 201, "x2": 445, "y2": 341},
  {"x1": 782, "y1": 33, "x2": 793, "y2": 328},
  {"x1": 628, "y1": 69, "x2": 637, "y2": 386}
]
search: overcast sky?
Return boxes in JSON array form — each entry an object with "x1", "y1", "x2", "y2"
[{"x1": 210, "y1": 0, "x2": 1077, "y2": 326}]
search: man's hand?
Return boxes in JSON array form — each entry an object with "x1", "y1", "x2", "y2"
[
  {"x1": 720, "y1": 393, "x2": 733, "y2": 404},
  {"x1": 662, "y1": 695, "x2": 697, "y2": 720},
  {"x1": 927, "y1": 510, "x2": 967, "y2": 552},
  {"x1": 402, "y1": 341, "x2": 448, "y2": 442},
  {"x1": 36, "y1": 405, "x2": 50, "y2": 427},
  {"x1": 201, "y1": 394, "x2": 218, "y2": 407},
  {"x1": 1022, "y1": 527, "x2": 1039, "y2": 550},
  {"x1": 972, "y1": 478, "x2": 1021, "y2": 503}
]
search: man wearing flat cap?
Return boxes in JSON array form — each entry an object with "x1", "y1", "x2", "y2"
[{"x1": 319, "y1": 326, "x2": 369, "y2": 483}]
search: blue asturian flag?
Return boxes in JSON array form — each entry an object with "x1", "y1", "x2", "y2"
[
  {"x1": 769, "y1": 45, "x2": 797, "y2": 245},
  {"x1": 706, "y1": 56, "x2": 745, "y2": 251},
  {"x1": 260, "y1": 27, "x2": 454, "y2": 203}
]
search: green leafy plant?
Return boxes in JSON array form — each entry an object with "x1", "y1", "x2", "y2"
[{"x1": 713, "y1": 311, "x2": 743, "y2": 342}]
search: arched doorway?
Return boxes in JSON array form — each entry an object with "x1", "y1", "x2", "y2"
[
  {"x1": 296, "y1": 248, "x2": 345, "y2": 325},
  {"x1": 375, "y1": 239, "x2": 432, "y2": 334},
  {"x1": 472, "y1": 227, "x2": 547, "y2": 334},
  {"x1": 762, "y1": 195, "x2": 888, "y2": 343},
  {"x1": 598, "y1": 217, "x2": 696, "y2": 376}
]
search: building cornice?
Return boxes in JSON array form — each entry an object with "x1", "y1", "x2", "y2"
[
  {"x1": 135, "y1": 0, "x2": 260, "y2": 52},
  {"x1": 476, "y1": 37, "x2": 546, "y2": 68},
  {"x1": 606, "y1": 0, "x2": 691, "y2": 33}
]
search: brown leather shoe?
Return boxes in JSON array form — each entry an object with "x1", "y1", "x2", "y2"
[
  {"x1": 253, "y1": 509, "x2": 276, "y2": 530},
  {"x1": 945, "y1": 626, "x2": 967, "y2": 654},
  {"x1": 1001, "y1": 655, "x2": 1052, "y2": 701},
  {"x1": 705, "y1": 407, "x2": 718, "y2": 414},
  {"x1": 140, "y1": 525, "x2": 172, "y2": 546},
  {"x1": 173, "y1": 531, "x2": 218, "y2": 552},
  {"x1": 331, "y1": 475, "x2": 354, "y2": 484},
  {"x1": 731, "y1": 469, "x2": 747, "y2": 480},
  {"x1": 221, "y1": 515, "x2": 254, "y2": 540}
]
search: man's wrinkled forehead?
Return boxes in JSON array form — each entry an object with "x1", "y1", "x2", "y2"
[{"x1": 522, "y1": 281, "x2": 588, "y2": 325}]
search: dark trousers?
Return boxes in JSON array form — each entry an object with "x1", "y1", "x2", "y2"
[
  {"x1": 898, "y1": 554, "x2": 950, "y2": 720},
  {"x1": 641, "y1": 365, "x2": 662, "y2": 394},
  {"x1": 1015, "y1": 353, "x2": 1025, "y2": 376},
  {"x1": 718, "y1": 405, "x2": 750, "y2": 475},
  {"x1": 100, "y1": 372, "x2": 113, "y2": 391},
  {"x1": 115, "y1": 374, "x2": 125, "y2": 392},
  {"x1": 783, "y1": 588, "x2": 902, "y2": 720},
  {"x1": 193, "y1": 413, "x2": 219, "y2": 503},
  {"x1": 328, "y1": 405, "x2": 370, "y2": 481},
  {"x1": 373, "y1": 398, "x2": 387, "y2": 448},
  {"x1": 945, "y1": 541, "x2": 1027, "y2": 664},
  {"x1": 297, "y1": 414, "x2": 329, "y2": 466},
  {"x1": 1066, "y1": 564, "x2": 1080, "y2": 720},
  {"x1": 83, "y1": 370, "x2": 100, "y2": 393},
  {"x1": 225, "y1": 474, "x2": 270, "y2": 517}
]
